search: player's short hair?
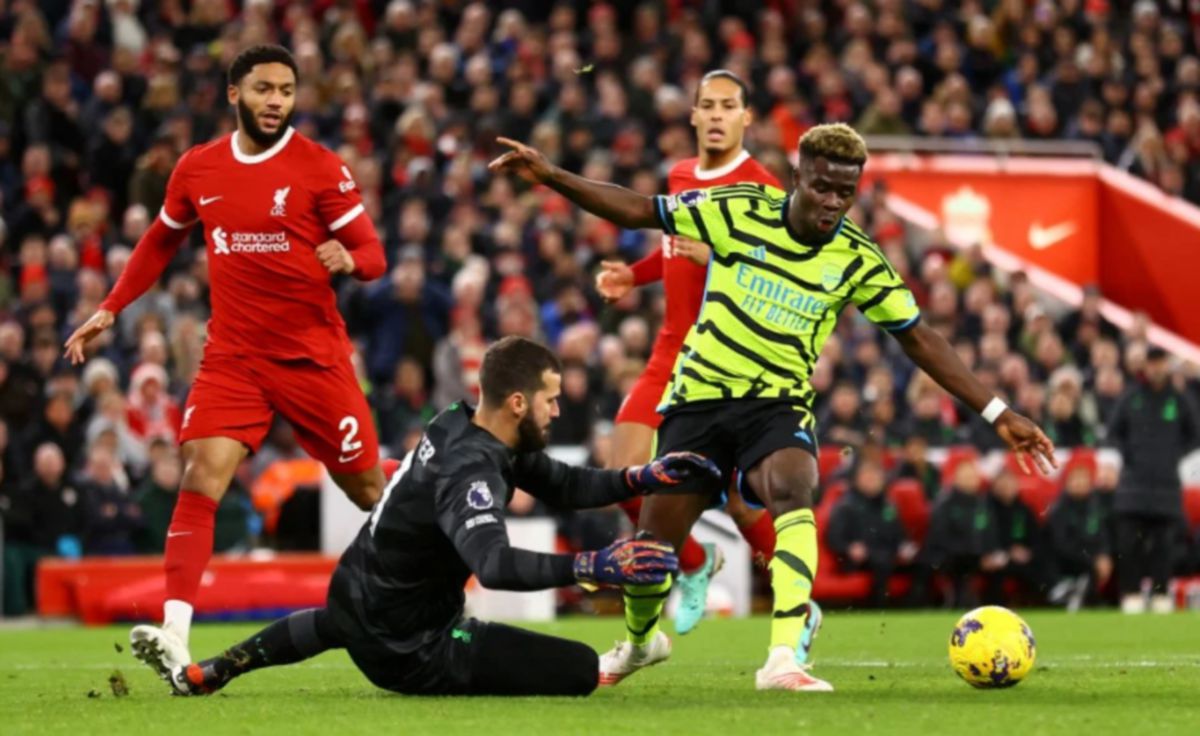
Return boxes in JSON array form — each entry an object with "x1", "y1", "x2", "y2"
[
  {"x1": 228, "y1": 44, "x2": 299, "y2": 87},
  {"x1": 798, "y1": 123, "x2": 869, "y2": 167},
  {"x1": 695, "y1": 69, "x2": 749, "y2": 107},
  {"x1": 479, "y1": 336, "x2": 563, "y2": 407}
]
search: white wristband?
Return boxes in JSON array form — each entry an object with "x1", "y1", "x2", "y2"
[{"x1": 981, "y1": 397, "x2": 1008, "y2": 424}]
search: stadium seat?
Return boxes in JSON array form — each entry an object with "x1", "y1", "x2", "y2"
[
  {"x1": 1017, "y1": 475, "x2": 1060, "y2": 520},
  {"x1": 1061, "y1": 447, "x2": 1098, "y2": 480},
  {"x1": 887, "y1": 479, "x2": 930, "y2": 543},
  {"x1": 1183, "y1": 488, "x2": 1200, "y2": 529},
  {"x1": 939, "y1": 445, "x2": 980, "y2": 487},
  {"x1": 817, "y1": 446, "x2": 847, "y2": 482}
]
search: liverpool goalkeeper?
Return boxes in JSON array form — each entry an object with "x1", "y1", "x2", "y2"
[{"x1": 135, "y1": 337, "x2": 717, "y2": 697}]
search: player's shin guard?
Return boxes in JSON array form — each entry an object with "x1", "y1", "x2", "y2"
[
  {"x1": 768, "y1": 509, "x2": 818, "y2": 651},
  {"x1": 163, "y1": 490, "x2": 219, "y2": 638},
  {"x1": 624, "y1": 576, "x2": 672, "y2": 646}
]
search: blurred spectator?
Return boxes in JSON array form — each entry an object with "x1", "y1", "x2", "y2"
[
  {"x1": 819, "y1": 381, "x2": 868, "y2": 448},
  {"x1": 1106, "y1": 347, "x2": 1200, "y2": 613},
  {"x1": 22, "y1": 388, "x2": 85, "y2": 471},
  {"x1": 26, "y1": 443, "x2": 86, "y2": 562},
  {"x1": 361, "y1": 256, "x2": 451, "y2": 385},
  {"x1": 914, "y1": 458, "x2": 1004, "y2": 607},
  {"x1": 984, "y1": 470, "x2": 1043, "y2": 604},
  {"x1": 890, "y1": 434, "x2": 940, "y2": 499},
  {"x1": 78, "y1": 443, "x2": 141, "y2": 555},
  {"x1": 374, "y1": 356, "x2": 436, "y2": 454},
  {"x1": 827, "y1": 456, "x2": 915, "y2": 607},
  {"x1": 1045, "y1": 464, "x2": 1114, "y2": 610},
  {"x1": 125, "y1": 362, "x2": 181, "y2": 444},
  {"x1": 134, "y1": 446, "x2": 183, "y2": 555}
]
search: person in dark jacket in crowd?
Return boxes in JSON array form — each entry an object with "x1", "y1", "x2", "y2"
[
  {"x1": 984, "y1": 469, "x2": 1043, "y2": 603},
  {"x1": 4, "y1": 444, "x2": 87, "y2": 613},
  {"x1": 1105, "y1": 347, "x2": 1199, "y2": 613},
  {"x1": 827, "y1": 456, "x2": 916, "y2": 607},
  {"x1": 79, "y1": 444, "x2": 142, "y2": 555},
  {"x1": 1044, "y1": 464, "x2": 1113, "y2": 610},
  {"x1": 890, "y1": 434, "x2": 941, "y2": 500},
  {"x1": 913, "y1": 458, "x2": 1005, "y2": 607}
]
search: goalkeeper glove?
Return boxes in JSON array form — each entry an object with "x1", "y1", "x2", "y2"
[
  {"x1": 573, "y1": 537, "x2": 678, "y2": 587},
  {"x1": 624, "y1": 451, "x2": 721, "y2": 494}
]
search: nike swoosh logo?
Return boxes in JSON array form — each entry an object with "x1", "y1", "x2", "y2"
[
  {"x1": 166, "y1": 531, "x2": 192, "y2": 538},
  {"x1": 1028, "y1": 221, "x2": 1077, "y2": 250},
  {"x1": 199, "y1": 195, "x2": 223, "y2": 206},
  {"x1": 338, "y1": 451, "x2": 364, "y2": 463}
]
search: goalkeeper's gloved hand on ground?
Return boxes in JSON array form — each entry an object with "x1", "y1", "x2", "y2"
[
  {"x1": 573, "y1": 537, "x2": 679, "y2": 587},
  {"x1": 624, "y1": 451, "x2": 722, "y2": 495}
]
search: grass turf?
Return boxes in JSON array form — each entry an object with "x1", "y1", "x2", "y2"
[{"x1": 1, "y1": 611, "x2": 1198, "y2": 736}]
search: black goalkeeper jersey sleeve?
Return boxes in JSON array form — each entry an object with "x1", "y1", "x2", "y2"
[
  {"x1": 434, "y1": 461, "x2": 577, "y2": 591},
  {"x1": 512, "y1": 451, "x2": 635, "y2": 509}
]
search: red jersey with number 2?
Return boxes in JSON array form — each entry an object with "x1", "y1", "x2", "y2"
[{"x1": 158, "y1": 128, "x2": 368, "y2": 366}]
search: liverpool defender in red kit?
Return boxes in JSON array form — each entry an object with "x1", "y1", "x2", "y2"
[
  {"x1": 595, "y1": 71, "x2": 781, "y2": 635},
  {"x1": 63, "y1": 46, "x2": 387, "y2": 677}
]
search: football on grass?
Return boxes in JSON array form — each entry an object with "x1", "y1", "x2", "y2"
[{"x1": 948, "y1": 605, "x2": 1036, "y2": 688}]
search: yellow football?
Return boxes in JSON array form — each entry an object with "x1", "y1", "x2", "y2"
[{"x1": 948, "y1": 606, "x2": 1036, "y2": 688}]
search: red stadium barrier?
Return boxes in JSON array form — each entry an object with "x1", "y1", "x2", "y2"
[{"x1": 37, "y1": 554, "x2": 336, "y2": 625}]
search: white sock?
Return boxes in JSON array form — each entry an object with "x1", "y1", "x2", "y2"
[{"x1": 163, "y1": 600, "x2": 194, "y2": 645}]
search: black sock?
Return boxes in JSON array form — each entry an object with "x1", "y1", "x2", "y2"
[{"x1": 199, "y1": 608, "x2": 341, "y2": 687}]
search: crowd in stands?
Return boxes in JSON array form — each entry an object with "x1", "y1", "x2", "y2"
[{"x1": 3, "y1": 1, "x2": 1200, "y2": 615}]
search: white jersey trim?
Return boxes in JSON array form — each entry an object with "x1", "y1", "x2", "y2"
[
  {"x1": 693, "y1": 149, "x2": 751, "y2": 181},
  {"x1": 231, "y1": 127, "x2": 296, "y2": 164},
  {"x1": 159, "y1": 208, "x2": 196, "y2": 230},
  {"x1": 329, "y1": 203, "x2": 365, "y2": 232}
]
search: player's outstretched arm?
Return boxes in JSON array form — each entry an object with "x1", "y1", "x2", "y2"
[
  {"x1": 513, "y1": 451, "x2": 722, "y2": 510},
  {"x1": 64, "y1": 217, "x2": 192, "y2": 364},
  {"x1": 891, "y1": 322, "x2": 1057, "y2": 474},
  {"x1": 488, "y1": 137, "x2": 659, "y2": 229}
]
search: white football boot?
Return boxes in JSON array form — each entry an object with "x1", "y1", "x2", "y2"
[
  {"x1": 598, "y1": 631, "x2": 672, "y2": 686},
  {"x1": 130, "y1": 624, "x2": 192, "y2": 683},
  {"x1": 755, "y1": 645, "x2": 834, "y2": 692}
]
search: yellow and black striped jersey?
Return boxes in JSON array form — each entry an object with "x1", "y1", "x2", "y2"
[{"x1": 652, "y1": 183, "x2": 920, "y2": 411}]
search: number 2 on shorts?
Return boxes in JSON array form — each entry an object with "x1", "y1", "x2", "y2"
[{"x1": 339, "y1": 415, "x2": 363, "y2": 453}]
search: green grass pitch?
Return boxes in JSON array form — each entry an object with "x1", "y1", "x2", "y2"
[{"x1": 2, "y1": 611, "x2": 1198, "y2": 736}]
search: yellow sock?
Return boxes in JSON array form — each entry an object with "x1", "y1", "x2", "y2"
[
  {"x1": 624, "y1": 576, "x2": 672, "y2": 646},
  {"x1": 768, "y1": 508, "x2": 817, "y2": 651}
]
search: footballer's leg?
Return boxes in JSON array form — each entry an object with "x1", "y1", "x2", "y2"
[
  {"x1": 612, "y1": 386, "x2": 712, "y2": 577},
  {"x1": 745, "y1": 446, "x2": 831, "y2": 692},
  {"x1": 271, "y1": 356, "x2": 384, "y2": 510},
  {"x1": 168, "y1": 608, "x2": 344, "y2": 696},
  {"x1": 133, "y1": 358, "x2": 272, "y2": 679},
  {"x1": 724, "y1": 476, "x2": 776, "y2": 568},
  {"x1": 599, "y1": 492, "x2": 710, "y2": 686},
  {"x1": 465, "y1": 620, "x2": 600, "y2": 696},
  {"x1": 132, "y1": 437, "x2": 250, "y2": 679}
]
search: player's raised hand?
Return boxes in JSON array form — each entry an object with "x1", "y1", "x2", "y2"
[
  {"x1": 63, "y1": 309, "x2": 114, "y2": 365},
  {"x1": 315, "y1": 239, "x2": 355, "y2": 275},
  {"x1": 487, "y1": 137, "x2": 554, "y2": 184},
  {"x1": 573, "y1": 537, "x2": 679, "y2": 587},
  {"x1": 994, "y1": 410, "x2": 1058, "y2": 475},
  {"x1": 672, "y1": 236, "x2": 711, "y2": 267},
  {"x1": 595, "y1": 260, "x2": 634, "y2": 302},
  {"x1": 625, "y1": 451, "x2": 723, "y2": 494}
]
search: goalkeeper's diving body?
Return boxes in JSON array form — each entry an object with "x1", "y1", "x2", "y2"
[
  {"x1": 139, "y1": 336, "x2": 718, "y2": 697},
  {"x1": 488, "y1": 123, "x2": 1058, "y2": 692}
]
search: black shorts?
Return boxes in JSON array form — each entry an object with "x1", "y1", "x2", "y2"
[
  {"x1": 654, "y1": 398, "x2": 818, "y2": 506},
  {"x1": 345, "y1": 617, "x2": 599, "y2": 697}
]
